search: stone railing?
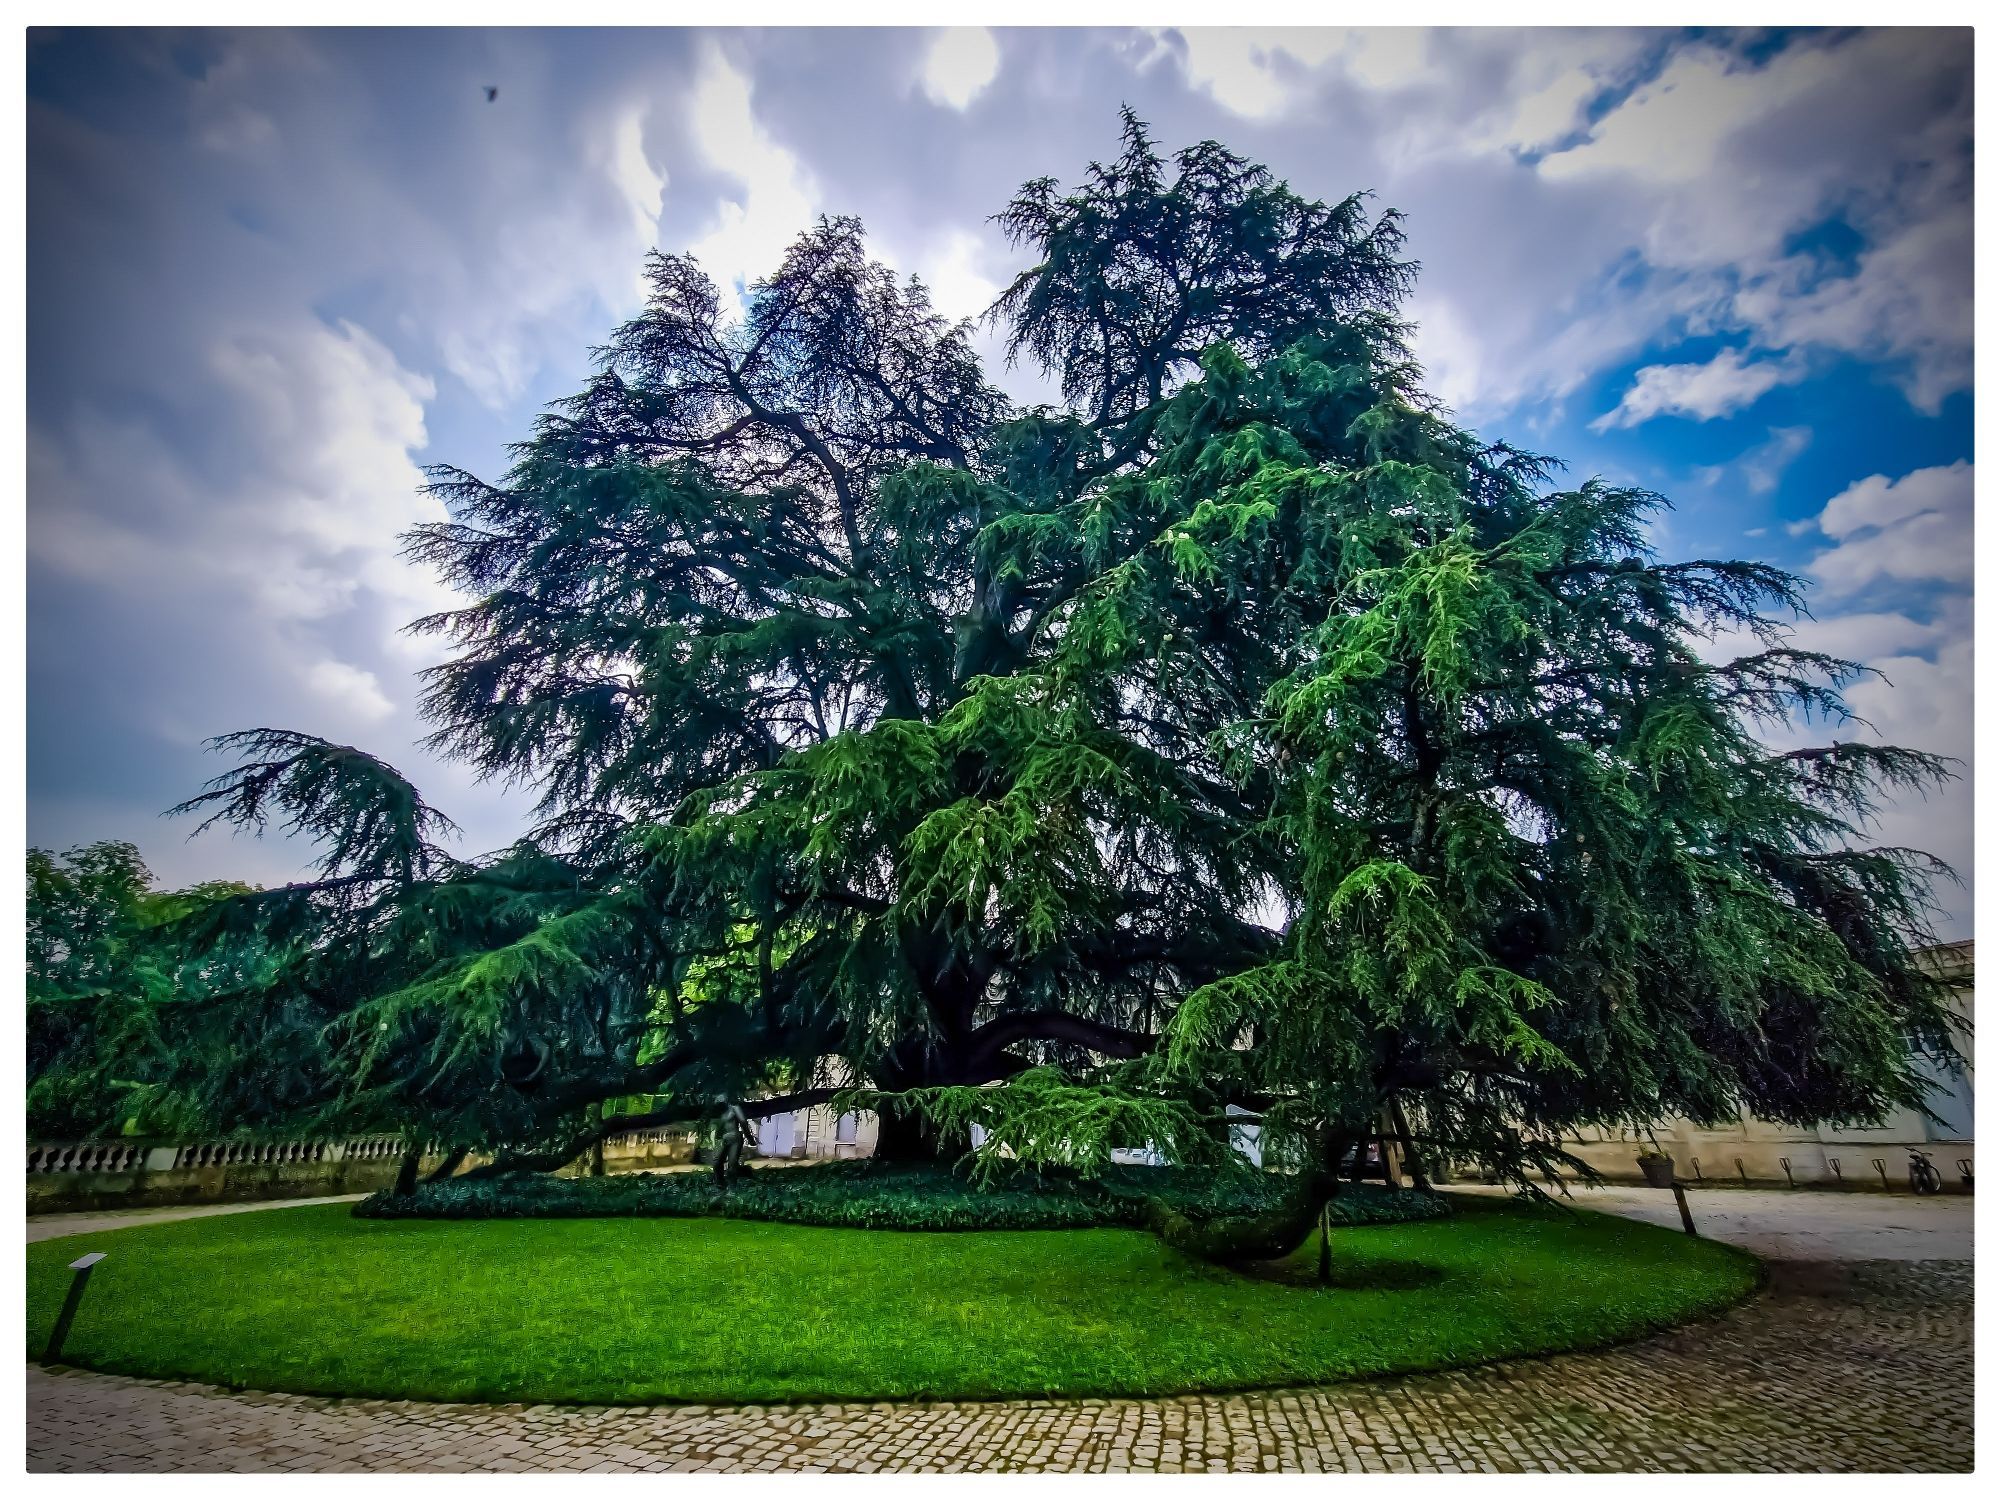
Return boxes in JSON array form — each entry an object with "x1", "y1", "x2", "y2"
[
  {"x1": 27, "y1": 1128, "x2": 698, "y2": 1215},
  {"x1": 28, "y1": 1134, "x2": 413, "y2": 1177},
  {"x1": 27, "y1": 1140, "x2": 150, "y2": 1176}
]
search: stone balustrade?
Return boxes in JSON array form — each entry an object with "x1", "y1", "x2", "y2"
[
  {"x1": 29, "y1": 1134, "x2": 416, "y2": 1177},
  {"x1": 26, "y1": 1128, "x2": 697, "y2": 1215}
]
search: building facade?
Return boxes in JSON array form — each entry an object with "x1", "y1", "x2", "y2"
[
  {"x1": 1563, "y1": 940, "x2": 1974, "y2": 1189},
  {"x1": 752, "y1": 1102, "x2": 878, "y2": 1161}
]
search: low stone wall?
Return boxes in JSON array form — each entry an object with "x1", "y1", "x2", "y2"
[
  {"x1": 1565, "y1": 1130, "x2": 1974, "y2": 1193},
  {"x1": 26, "y1": 1129, "x2": 699, "y2": 1215},
  {"x1": 555, "y1": 1128, "x2": 700, "y2": 1176}
]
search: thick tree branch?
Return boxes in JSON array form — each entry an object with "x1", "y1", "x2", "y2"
[{"x1": 967, "y1": 1009, "x2": 1156, "y2": 1068}]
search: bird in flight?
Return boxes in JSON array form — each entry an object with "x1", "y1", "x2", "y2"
[{"x1": 485, "y1": 86, "x2": 499, "y2": 103}]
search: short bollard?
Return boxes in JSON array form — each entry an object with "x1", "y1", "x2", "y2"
[
  {"x1": 1671, "y1": 1180, "x2": 1699, "y2": 1237},
  {"x1": 43, "y1": 1252, "x2": 106, "y2": 1365}
]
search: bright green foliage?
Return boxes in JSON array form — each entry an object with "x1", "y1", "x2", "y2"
[
  {"x1": 27, "y1": 1199, "x2": 1756, "y2": 1403},
  {"x1": 26, "y1": 843, "x2": 262, "y2": 1138},
  {"x1": 102, "y1": 115, "x2": 1957, "y2": 1182},
  {"x1": 29, "y1": 842, "x2": 166, "y2": 1137},
  {"x1": 1145, "y1": 419, "x2": 1962, "y2": 1177},
  {"x1": 840, "y1": 1067, "x2": 1229, "y2": 1185}
]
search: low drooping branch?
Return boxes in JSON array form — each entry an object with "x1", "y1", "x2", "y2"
[
  {"x1": 966, "y1": 1009, "x2": 1156, "y2": 1071},
  {"x1": 454, "y1": 1086, "x2": 844, "y2": 1182},
  {"x1": 596, "y1": 1087, "x2": 844, "y2": 1139}
]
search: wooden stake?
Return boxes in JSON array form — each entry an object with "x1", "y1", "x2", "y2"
[{"x1": 1671, "y1": 1181, "x2": 1698, "y2": 1237}]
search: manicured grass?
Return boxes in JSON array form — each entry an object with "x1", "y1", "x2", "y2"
[{"x1": 26, "y1": 1194, "x2": 1758, "y2": 1405}]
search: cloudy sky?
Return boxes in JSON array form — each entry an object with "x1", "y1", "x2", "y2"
[{"x1": 26, "y1": 25, "x2": 1974, "y2": 933}]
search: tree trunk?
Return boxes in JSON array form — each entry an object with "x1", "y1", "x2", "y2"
[
  {"x1": 1319, "y1": 1124, "x2": 1350, "y2": 1171},
  {"x1": 582, "y1": 1103, "x2": 607, "y2": 1177},
  {"x1": 392, "y1": 1144, "x2": 423, "y2": 1197},
  {"x1": 1388, "y1": 1096, "x2": 1430, "y2": 1190}
]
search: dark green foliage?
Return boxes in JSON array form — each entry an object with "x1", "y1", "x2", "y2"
[
  {"x1": 113, "y1": 112, "x2": 1959, "y2": 1186},
  {"x1": 353, "y1": 1159, "x2": 1381, "y2": 1233},
  {"x1": 994, "y1": 107, "x2": 1414, "y2": 422},
  {"x1": 169, "y1": 729, "x2": 459, "y2": 886}
]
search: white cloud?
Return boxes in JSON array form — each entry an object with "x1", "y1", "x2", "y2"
[
  {"x1": 1818, "y1": 460, "x2": 1971, "y2": 541},
  {"x1": 683, "y1": 45, "x2": 1001, "y2": 351},
  {"x1": 1540, "y1": 43, "x2": 1825, "y2": 196},
  {"x1": 210, "y1": 321, "x2": 438, "y2": 567},
  {"x1": 1463, "y1": 32, "x2": 1649, "y2": 157},
  {"x1": 1696, "y1": 424, "x2": 1811, "y2": 494},
  {"x1": 686, "y1": 43, "x2": 822, "y2": 306},
  {"x1": 732, "y1": 28, "x2": 1963, "y2": 428},
  {"x1": 600, "y1": 101, "x2": 668, "y2": 248},
  {"x1": 1737, "y1": 610, "x2": 1949, "y2": 670},
  {"x1": 1744, "y1": 425, "x2": 1811, "y2": 494},
  {"x1": 29, "y1": 317, "x2": 455, "y2": 710},
  {"x1": 1731, "y1": 209, "x2": 1973, "y2": 413},
  {"x1": 1536, "y1": 31, "x2": 1971, "y2": 412},
  {"x1": 305, "y1": 660, "x2": 395, "y2": 721},
  {"x1": 1847, "y1": 631, "x2": 1972, "y2": 762},
  {"x1": 1593, "y1": 347, "x2": 1802, "y2": 430},
  {"x1": 919, "y1": 28, "x2": 1001, "y2": 111},
  {"x1": 1338, "y1": 28, "x2": 1429, "y2": 91},
  {"x1": 902, "y1": 227, "x2": 999, "y2": 326},
  {"x1": 1806, "y1": 460, "x2": 1973, "y2": 597},
  {"x1": 1405, "y1": 292, "x2": 1487, "y2": 415},
  {"x1": 1160, "y1": 27, "x2": 1364, "y2": 120}
]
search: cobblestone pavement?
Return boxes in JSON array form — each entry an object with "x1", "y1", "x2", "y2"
[{"x1": 26, "y1": 1257, "x2": 1971, "y2": 1473}]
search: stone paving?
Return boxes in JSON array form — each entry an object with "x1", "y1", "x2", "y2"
[
  {"x1": 24, "y1": 1191, "x2": 1975, "y2": 1473},
  {"x1": 1455, "y1": 1182, "x2": 1976, "y2": 1261},
  {"x1": 24, "y1": 1194, "x2": 366, "y2": 1244}
]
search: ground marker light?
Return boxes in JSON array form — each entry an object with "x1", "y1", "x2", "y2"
[{"x1": 43, "y1": 1252, "x2": 106, "y2": 1365}]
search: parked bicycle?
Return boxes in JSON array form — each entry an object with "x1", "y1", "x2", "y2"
[{"x1": 1907, "y1": 1148, "x2": 1943, "y2": 1195}]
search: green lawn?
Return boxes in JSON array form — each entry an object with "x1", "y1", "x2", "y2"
[{"x1": 26, "y1": 1194, "x2": 1758, "y2": 1405}]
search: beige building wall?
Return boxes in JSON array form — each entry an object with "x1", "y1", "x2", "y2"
[
  {"x1": 752, "y1": 1101, "x2": 879, "y2": 1160},
  {"x1": 1566, "y1": 941, "x2": 1974, "y2": 1190}
]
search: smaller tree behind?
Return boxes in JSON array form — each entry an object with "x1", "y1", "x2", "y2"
[{"x1": 26, "y1": 842, "x2": 258, "y2": 1139}]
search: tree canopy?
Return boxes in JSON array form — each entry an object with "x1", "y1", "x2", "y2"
[
  {"x1": 26, "y1": 841, "x2": 265, "y2": 1139},
  {"x1": 33, "y1": 115, "x2": 1961, "y2": 1192}
]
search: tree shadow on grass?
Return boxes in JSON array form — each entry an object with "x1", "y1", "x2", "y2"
[{"x1": 1235, "y1": 1243, "x2": 1448, "y2": 1291}]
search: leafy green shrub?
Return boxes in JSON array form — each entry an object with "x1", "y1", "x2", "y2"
[{"x1": 353, "y1": 1159, "x2": 1445, "y2": 1238}]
